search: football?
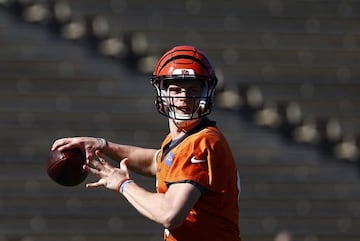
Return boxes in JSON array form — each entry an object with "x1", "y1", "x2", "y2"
[{"x1": 46, "y1": 148, "x2": 88, "y2": 186}]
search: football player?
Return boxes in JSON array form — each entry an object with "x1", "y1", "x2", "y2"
[{"x1": 52, "y1": 45, "x2": 242, "y2": 241}]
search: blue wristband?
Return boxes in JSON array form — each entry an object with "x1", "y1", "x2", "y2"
[{"x1": 120, "y1": 179, "x2": 134, "y2": 194}]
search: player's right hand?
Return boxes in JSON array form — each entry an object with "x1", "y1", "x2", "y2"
[{"x1": 51, "y1": 137, "x2": 102, "y2": 163}]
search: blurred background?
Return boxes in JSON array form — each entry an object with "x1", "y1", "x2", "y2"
[{"x1": 0, "y1": 0, "x2": 359, "y2": 241}]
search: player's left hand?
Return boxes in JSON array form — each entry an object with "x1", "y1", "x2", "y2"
[{"x1": 84, "y1": 150, "x2": 129, "y2": 191}]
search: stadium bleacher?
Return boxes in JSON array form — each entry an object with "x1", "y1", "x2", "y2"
[{"x1": 0, "y1": 0, "x2": 359, "y2": 240}]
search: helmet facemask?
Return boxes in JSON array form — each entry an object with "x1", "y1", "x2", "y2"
[{"x1": 153, "y1": 77, "x2": 216, "y2": 122}]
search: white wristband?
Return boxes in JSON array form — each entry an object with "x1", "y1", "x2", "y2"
[{"x1": 96, "y1": 137, "x2": 107, "y2": 150}]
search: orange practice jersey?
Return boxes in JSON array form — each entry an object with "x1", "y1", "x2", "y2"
[{"x1": 156, "y1": 120, "x2": 241, "y2": 241}]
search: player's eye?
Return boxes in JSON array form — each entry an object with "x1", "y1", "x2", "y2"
[{"x1": 168, "y1": 87, "x2": 182, "y2": 94}]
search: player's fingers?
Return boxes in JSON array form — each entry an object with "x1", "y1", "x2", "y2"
[
  {"x1": 89, "y1": 158, "x2": 105, "y2": 171},
  {"x1": 83, "y1": 163, "x2": 102, "y2": 176},
  {"x1": 85, "y1": 180, "x2": 105, "y2": 188},
  {"x1": 85, "y1": 151, "x2": 96, "y2": 163},
  {"x1": 119, "y1": 158, "x2": 129, "y2": 172},
  {"x1": 95, "y1": 150, "x2": 105, "y2": 161},
  {"x1": 52, "y1": 138, "x2": 78, "y2": 151},
  {"x1": 51, "y1": 138, "x2": 68, "y2": 150},
  {"x1": 95, "y1": 150, "x2": 113, "y2": 169}
]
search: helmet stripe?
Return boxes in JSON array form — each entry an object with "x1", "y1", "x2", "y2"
[{"x1": 158, "y1": 54, "x2": 212, "y2": 76}]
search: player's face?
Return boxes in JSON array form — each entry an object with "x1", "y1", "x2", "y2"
[{"x1": 166, "y1": 80, "x2": 203, "y2": 116}]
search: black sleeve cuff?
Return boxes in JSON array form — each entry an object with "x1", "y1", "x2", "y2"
[{"x1": 166, "y1": 180, "x2": 207, "y2": 196}]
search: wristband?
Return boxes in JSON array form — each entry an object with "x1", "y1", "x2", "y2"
[
  {"x1": 96, "y1": 137, "x2": 108, "y2": 150},
  {"x1": 120, "y1": 179, "x2": 135, "y2": 194},
  {"x1": 116, "y1": 178, "x2": 134, "y2": 193}
]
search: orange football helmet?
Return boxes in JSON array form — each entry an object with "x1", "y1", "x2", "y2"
[{"x1": 151, "y1": 45, "x2": 218, "y2": 121}]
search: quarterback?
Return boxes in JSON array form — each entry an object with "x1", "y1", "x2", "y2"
[{"x1": 52, "y1": 45, "x2": 242, "y2": 241}]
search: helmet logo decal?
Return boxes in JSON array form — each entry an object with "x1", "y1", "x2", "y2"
[{"x1": 172, "y1": 69, "x2": 195, "y2": 75}]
